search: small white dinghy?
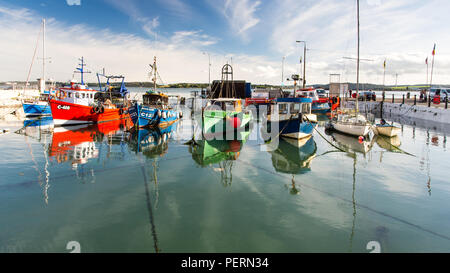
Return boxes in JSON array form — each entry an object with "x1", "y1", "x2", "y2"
[{"x1": 375, "y1": 119, "x2": 400, "y2": 137}]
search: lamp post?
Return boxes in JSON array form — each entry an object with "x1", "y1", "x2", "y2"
[
  {"x1": 203, "y1": 52, "x2": 211, "y2": 86},
  {"x1": 296, "y1": 40, "x2": 306, "y2": 88}
]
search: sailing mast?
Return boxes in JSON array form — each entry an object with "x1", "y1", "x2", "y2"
[
  {"x1": 42, "y1": 19, "x2": 46, "y2": 92},
  {"x1": 355, "y1": 0, "x2": 360, "y2": 113}
]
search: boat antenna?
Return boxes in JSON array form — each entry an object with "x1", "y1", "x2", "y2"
[{"x1": 74, "y1": 57, "x2": 91, "y2": 85}]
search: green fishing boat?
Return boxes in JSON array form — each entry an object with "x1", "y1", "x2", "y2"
[{"x1": 202, "y1": 98, "x2": 252, "y2": 138}]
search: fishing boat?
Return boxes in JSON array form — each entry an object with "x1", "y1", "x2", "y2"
[
  {"x1": 201, "y1": 64, "x2": 252, "y2": 138},
  {"x1": 375, "y1": 119, "x2": 400, "y2": 137},
  {"x1": 202, "y1": 98, "x2": 252, "y2": 138},
  {"x1": 49, "y1": 57, "x2": 130, "y2": 126},
  {"x1": 22, "y1": 19, "x2": 56, "y2": 117},
  {"x1": 329, "y1": 0, "x2": 371, "y2": 137},
  {"x1": 128, "y1": 57, "x2": 181, "y2": 129},
  {"x1": 265, "y1": 97, "x2": 317, "y2": 142}
]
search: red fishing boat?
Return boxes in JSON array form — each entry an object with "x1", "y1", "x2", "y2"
[{"x1": 49, "y1": 57, "x2": 130, "y2": 126}]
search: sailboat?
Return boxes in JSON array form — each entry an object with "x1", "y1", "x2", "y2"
[
  {"x1": 330, "y1": 0, "x2": 371, "y2": 137},
  {"x1": 22, "y1": 19, "x2": 56, "y2": 117}
]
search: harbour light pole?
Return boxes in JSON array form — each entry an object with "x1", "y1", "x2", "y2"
[
  {"x1": 296, "y1": 40, "x2": 306, "y2": 88},
  {"x1": 203, "y1": 52, "x2": 211, "y2": 86}
]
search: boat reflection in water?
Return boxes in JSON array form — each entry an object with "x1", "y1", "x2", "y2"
[
  {"x1": 376, "y1": 135, "x2": 401, "y2": 152},
  {"x1": 268, "y1": 135, "x2": 317, "y2": 195},
  {"x1": 188, "y1": 130, "x2": 251, "y2": 187},
  {"x1": 129, "y1": 122, "x2": 178, "y2": 157},
  {"x1": 49, "y1": 118, "x2": 133, "y2": 171},
  {"x1": 330, "y1": 131, "x2": 374, "y2": 155},
  {"x1": 128, "y1": 124, "x2": 179, "y2": 254}
]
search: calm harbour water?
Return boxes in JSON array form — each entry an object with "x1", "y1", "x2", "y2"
[{"x1": 0, "y1": 104, "x2": 449, "y2": 253}]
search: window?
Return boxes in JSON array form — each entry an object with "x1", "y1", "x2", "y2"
[
  {"x1": 75, "y1": 92, "x2": 80, "y2": 98},
  {"x1": 279, "y1": 104, "x2": 288, "y2": 114},
  {"x1": 82, "y1": 93, "x2": 85, "y2": 98},
  {"x1": 290, "y1": 103, "x2": 300, "y2": 114},
  {"x1": 302, "y1": 103, "x2": 311, "y2": 114},
  {"x1": 68, "y1": 92, "x2": 72, "y2": 98}
]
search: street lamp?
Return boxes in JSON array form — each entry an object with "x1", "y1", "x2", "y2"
[
  {"x1": 202, "y1": 52, "x2": 211, "y2": 86},
  {"x1": 296, "y1": 40, "x2": 306, "y2": 88}
]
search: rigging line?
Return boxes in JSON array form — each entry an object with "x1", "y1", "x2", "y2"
[
  {"x1": 23, "y1": 21, "x2": 43, "y2": 98},
  {"x1": 349, "y1": 152, "x2": 357, "y2": 252}
]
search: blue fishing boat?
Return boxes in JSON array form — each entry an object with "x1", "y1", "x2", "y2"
[
  {"x1": 131, "y1": 122, "x2": 178, "y2": 154},
  {"x1": 266, "y1": 97, "x2": 318, "y2": 141},
  {"x1": 129, "y1": 57, "x2": 181, "y2": 129}
]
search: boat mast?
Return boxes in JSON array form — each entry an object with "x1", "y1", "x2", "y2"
[
  {"x1": 355, "y1": 0, "x2": 360, "y2": 113},
  {"x1": 42, "y1": 19, "x2": 46, "y2": 92},
  {"x1": 153, "y1": 56, "x2": 157, "y2": 92}
]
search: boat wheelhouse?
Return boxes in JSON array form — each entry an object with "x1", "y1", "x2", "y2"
[{"x1": 266, "y1": 97, "x2": 318, "y2": 141}]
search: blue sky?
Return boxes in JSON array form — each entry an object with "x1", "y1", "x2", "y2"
[{"x1": 1, "y1": 0, "x2": 449, "y2": 85}]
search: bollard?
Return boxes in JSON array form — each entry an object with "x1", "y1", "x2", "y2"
[
  {"x1": 428, "y1": 95, "x2": 431, "y2": 107},
  {"x1": 414, "y1": 95, "x2": 417, "y2": 105},
  {"x1": 392, "y1": 94, "x2": 394, "y2": 103},
  {"x1": 446, "y1": 97, "x2": 448, "y2": 109},
  {"x1": 402, "y1": 94, "x2": 405, "y2": 104},
  {"x1": 382, "y1": 93, "x2": 385, "y2": 102}
]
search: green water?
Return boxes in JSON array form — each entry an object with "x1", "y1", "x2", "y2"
[{"x1": 0, "y1": 110, "x2": 449, "y2": 253}]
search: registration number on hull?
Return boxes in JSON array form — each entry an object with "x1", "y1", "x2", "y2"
[{"x1": 57, "y1": 105, "x2": 71, "y2": 110}]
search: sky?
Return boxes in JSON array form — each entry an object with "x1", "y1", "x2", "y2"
[{"x1": 0, "y1": 0, "x2": 449, "y2": 85}]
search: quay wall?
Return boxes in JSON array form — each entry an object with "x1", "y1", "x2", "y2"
[{"x1": 344, "y1": 101, "x2": 450, "y2": 124}]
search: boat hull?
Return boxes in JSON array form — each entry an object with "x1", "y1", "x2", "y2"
[
  {"x1": 375, "y1": 125, "x2": 400, "y2": 137},
  {"x1": 333, "y1": 121, "x2": 371, "y2": 136},
  {"x1": 202, "y1": 110, "x2": 252, "y2": 137},
  {"x1": 22, "y1": 102, "x2": 52, "y2": 117},
  {"x1": 311, "y1": 101, "x2": 331, "y2": 113},
  {"x1": 269, "y1": 117, "x2": 316, "y2": 140},
  {"x1": 129, "y1": 104, "x2": 179, "y2": 129},
  {"x1": 49, "y1": 99, "x2": 129, "y2": 126}
]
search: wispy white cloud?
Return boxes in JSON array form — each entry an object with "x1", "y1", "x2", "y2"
[
  {"x1": 210, "y1": 0, "x2": 261, "y2": 41},
  {"x1": 66, "y1": 0, "x2": 81, "y2": 6}
]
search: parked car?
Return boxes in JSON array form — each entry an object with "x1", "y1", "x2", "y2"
[{"x1": 353, "y1": 91, "x2": 376, "y2": 101}]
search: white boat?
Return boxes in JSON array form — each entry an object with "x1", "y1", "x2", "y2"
[
  {"x1": 375, "y1": 124, "x2": 400, "y2": 137},
  {"x1": 333, "y1": 113, "x2": 371, "y2": 136}
]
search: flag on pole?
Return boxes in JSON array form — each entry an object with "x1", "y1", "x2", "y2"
[
  {"x1": 432, "y1": 44, "x2": 436, "y2": 56},
  {"x1": 425, "y1": 57, "x2": 428, "y2": 65}
]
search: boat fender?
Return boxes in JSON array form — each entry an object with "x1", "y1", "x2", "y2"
[
  {"x1": 157, "y1": 110, "x2": 162, "y2": 118},
  {"x1": 179, "y1": 111, "x2": 183, "y2": 118},
  {"x1": 162, "y1": 111, "x2": 167, "y2": 119},
  {"x1": 100, "y1": 105, "x2": 105, "y2": 113},
  {"x1": 332, "y1": 97, "x2": 338, "y2": 104},
  {"x1": 94, "y1": 106, "x2": 100, "y2": 114}
]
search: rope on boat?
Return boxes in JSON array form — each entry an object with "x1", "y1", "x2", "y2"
[
  {"x1": 303, "y1": 115, "x2": 347, "y2": 153},
  {"x1": 263, "y1": 114, "x2": 295, "y2": 144}
]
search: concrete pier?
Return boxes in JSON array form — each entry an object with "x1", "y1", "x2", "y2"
[{"x1": 344, "y1": 100, "x2": 450, "y2": 124}]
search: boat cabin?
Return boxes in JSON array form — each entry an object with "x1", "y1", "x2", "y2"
[
  {"x1": 205, "y1": 98, "x2": 243, "y2": 112},
  {"x1": 142, "y1": 91, "x2": 170, "y2": 109}
]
